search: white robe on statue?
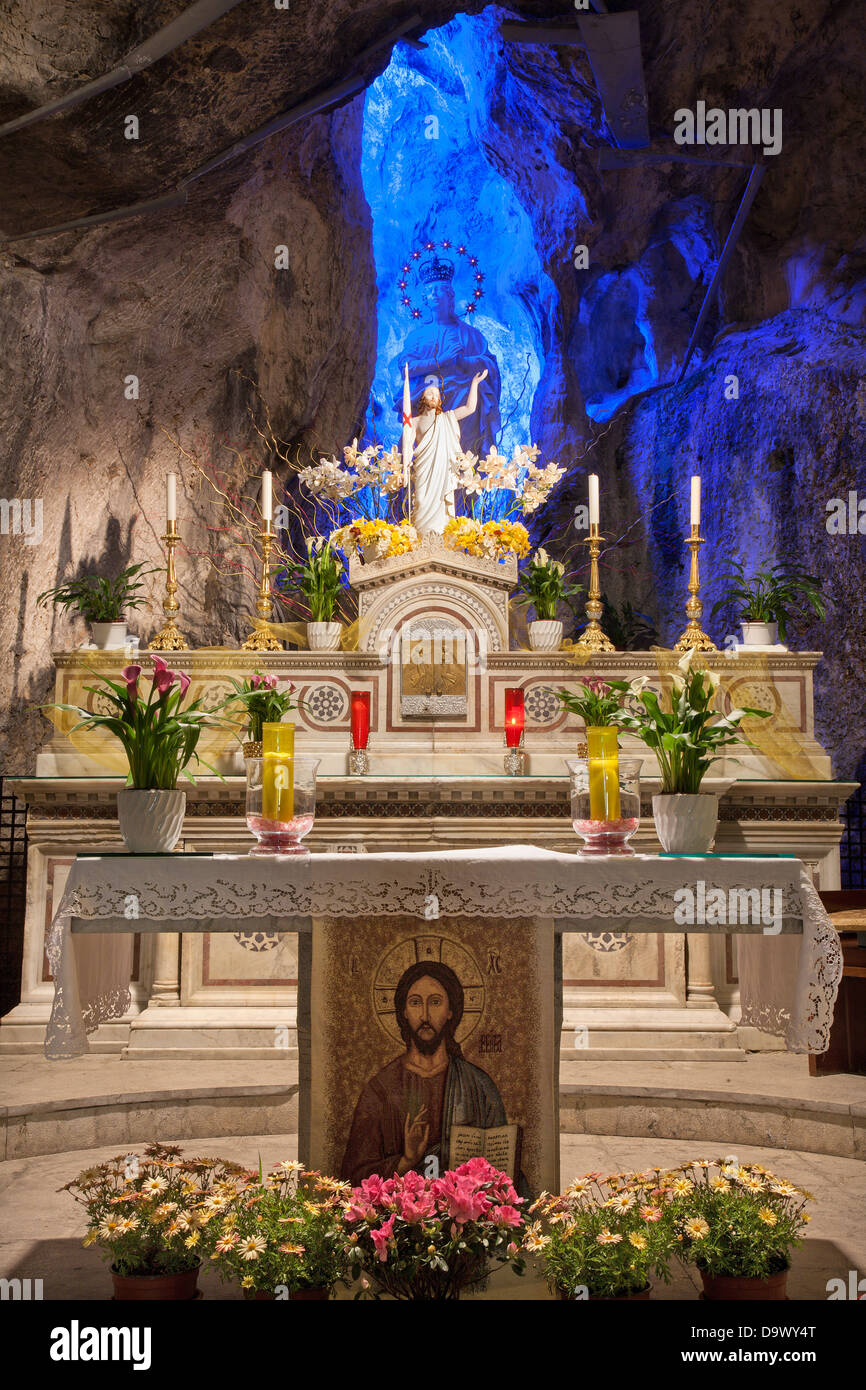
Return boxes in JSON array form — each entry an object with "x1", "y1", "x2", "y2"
[{"x1": 412, "y1": 408, "x2": 462, "y2": 535}]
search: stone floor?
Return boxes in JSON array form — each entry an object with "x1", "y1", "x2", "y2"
[{"x1": 1, "y1": 1132, "x2": 863, "y2": 1301}]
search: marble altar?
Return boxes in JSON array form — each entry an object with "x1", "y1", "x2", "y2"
[{"x1": 2, "y1": 543, "x2": 856, "y2": 1061}]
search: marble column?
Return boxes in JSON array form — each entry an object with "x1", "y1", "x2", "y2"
[
  {"x1": 686, "y1": 932, "x2": 716, "y2": 1009},
  {"x1": 149, "y1": 932, "x2": 181, "y2": 1006}
]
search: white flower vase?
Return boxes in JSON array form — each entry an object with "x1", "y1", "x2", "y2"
[
  {"x1": 91, "y1": 621, "x2": 128, "y2": 649},
  {"x1": 307, "y1": 621, "x2": 343, "y2": 651},
  {"x1": 117, "y1": 789, "x2": 186, "y2": 853},
  {"x1": 740, "y1": 621, "x2": 780, "y2": 647},
  {"x1": 652, "y1": 793, "x2": 720, "y2": 853},
  {"x1": 528, "y1": 619, "x2": 563, "y2": 651}
]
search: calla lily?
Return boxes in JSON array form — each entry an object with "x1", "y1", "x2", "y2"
[
  {"x1": 121, "y1": 664, "x2": 141, "y2": 702},
  {"x1": 177, "y1": 671, "x2": 190, "y2": 697},
  {"x1": 151, "y1": 657, "x2": 175, "y2": 695}
]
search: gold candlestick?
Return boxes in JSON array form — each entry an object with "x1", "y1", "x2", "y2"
[
  {"x1": 674, "y1": 525, "x2": 717, "y2": 652},
  {"x1": 574, "y1": 525, "x2": 615, "y2": 652},
  {"x1": 149, "y1": 520, "x2": 188, "y2": 651},
  {"x1": 242, "y1": 523, "x2": 283, "y2": 651}
]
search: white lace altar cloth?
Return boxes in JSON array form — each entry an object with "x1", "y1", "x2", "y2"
[{"x1": 44, "y1": 846, "x2": 841, "y2": 1059}]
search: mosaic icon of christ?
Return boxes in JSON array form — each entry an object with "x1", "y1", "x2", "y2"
[{"x1": 340, "y1": 960, "x2": 507, "y2": 1184}]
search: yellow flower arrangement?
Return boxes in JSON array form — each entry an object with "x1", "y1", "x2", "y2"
[
  {"x1": 443, "y1": 517, "x2": 530, "y2": 561},
  {"x1": 329, "y1": 519, "x2": 419, "y2": 559}
]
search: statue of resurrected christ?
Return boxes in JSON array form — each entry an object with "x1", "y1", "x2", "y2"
[{"x1": 401, "y1": 367, "x2": 488, "y2": 535}]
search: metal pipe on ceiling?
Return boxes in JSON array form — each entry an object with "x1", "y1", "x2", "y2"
[{"x1": 0, "y1": 0, "x2": 248, "y2": 138}]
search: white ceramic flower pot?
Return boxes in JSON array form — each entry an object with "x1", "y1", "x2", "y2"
[
  {"x1": 307, "y1": 621, "x2": 343, "y2": 651},
  {"x1": 740, "y1": 621, "x2": 779, "y2": 646},
  {"x1": 117, "y1": 789, "x2": 186, "y2": 853},
  {"x1": 528, "y1": 619, "x2": 563, "y2": 651},
  {"x1": 652, "y1": 793, "x2": 719, "y2": 854},
  {"x1": 91, "y1": 621, "x2": 127, "y2": 649}
]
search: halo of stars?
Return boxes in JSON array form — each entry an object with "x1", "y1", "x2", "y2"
[{"x1": 398, "y1": 238, "x2": 485, "y2": 318}]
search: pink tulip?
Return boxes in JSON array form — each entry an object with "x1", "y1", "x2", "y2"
[{"x1": 121, "y1": 664, "x2": 141, "y2": 703}]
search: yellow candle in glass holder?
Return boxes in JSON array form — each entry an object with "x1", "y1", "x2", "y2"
[
  {"x1": 586, "y1": 726, "x2": 621, "y2": 822},
  {"x1": 262, "y1": 722, "x2": 294, "y2": 822}
]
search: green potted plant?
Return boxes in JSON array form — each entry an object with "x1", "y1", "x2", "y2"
[
  {"x1": 43, "y1": 656, "x2": 227, "y2": 851},
  {"x1": 671, "y1": 1158, "x2": 812, "y2": 1301},
  {"x1": 526, "y1": 1171, "x2": 676, "y2": 1300},
  {"x1": 281, "y1": 538, "x2": 346, "y2": 650},
  {"x1": 515, "y1": 547, "x2": 583, "y2": 651},
  {"x1": 37, "y1": 562, "x2": 156, "y2": 649},
  {"x1": 710, "y1": 559, "x2": 826, "y2": 648},
  {"x1": 608, "y1": 648, "x2": 771, "y2": 852},
  {"x1": 61, "y1": 1143, "x2": 245, "y2": 1301},
  {"x1": 208, "y1": 1161, "x2": 350, "y2": 1300},
  {"x1": 343, "y1": 1158, "x2": 525, "y2": 1301},
  {"x1": 224, "y1": 671, "x2": 301, "y2": 757}
]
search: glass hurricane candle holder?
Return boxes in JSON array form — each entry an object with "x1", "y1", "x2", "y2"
[
  {"x1": 245, "y1": 755, "x2": 321, "y2": 856},
  {"x1": 566, "y1": 754, "x2": 641, "y2": 856}
]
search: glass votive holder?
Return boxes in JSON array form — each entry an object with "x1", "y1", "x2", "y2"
[
  {"x1": 245, "y1": 755, "x2": 321, "y2": 856},
  {"x1": 565, "y1": 755, "x2": 641, "y2": 856}
]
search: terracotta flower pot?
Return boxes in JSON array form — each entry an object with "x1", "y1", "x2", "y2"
[
  {"x1": 112, "y1": 1263, "x2": 200, "y2": 1300},
  {"x1": 559, "y1": 1282, "x2": 651, "y2": 1301},
  {"x1": 652, "y1": 792, "x2": 719, "y2": 853},
  {"x1": 700, "y1": 1267, "x2": 788, "y2": 1301},
  {"x1": 116, "y1": 788, "x2": 186, "y2": 853}
]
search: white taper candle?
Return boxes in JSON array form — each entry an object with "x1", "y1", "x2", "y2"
[
  {"x1": 690, "y1": 475, "x2": 701, "y2": 528},
  {"x1": 588, "y1": 473, "x2": 599, "y2": 527},
  {"x1": 166, "y1": 473, "x2": 176, "y2": 523},
  {"x1": 262, "y1": 470, "x2": 273, "y2": 523}
]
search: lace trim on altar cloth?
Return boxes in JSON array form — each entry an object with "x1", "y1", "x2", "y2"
[
  {"x1": 737, "y1": 873, "x2": 842, "y2": 1054},
  {"x1": 48, "y1": 875, "x2": 806, "y2": 927}
]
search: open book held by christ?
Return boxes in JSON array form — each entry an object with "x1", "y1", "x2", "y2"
[{"x1": 448, "y1": 1123, "x2": 522, "y2": 1182}]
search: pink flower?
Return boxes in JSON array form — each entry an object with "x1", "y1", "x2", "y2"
[
  {"x1": 435, "y1": 1175, "x2": 491, "y2": 1225},
  {"x1": 398, "y1": 1190, "x2": 436, "y2": 1223},
  {"x1": 491, "y1": 1204, "x2": 522, "y2": 1229},
  {"x1": 251, "y1": 673, "x2": 279, "y2": 691},
  {"x1": 151, "y1": 657, "x2": 174, "y2": 695},
  {"x1": 150, "y1": 656, "x2": 187, "y2": 698},
  {"x1": 370, "y1": 1214, "x2": 395, "y2": 1262},
  {"x1": 121, "y1": 664, "x2": 141, "y2": 703},
  {"x1": 344, "y1": 1202, "x2": 373, "y2": 1224},
  {"x1": 358, "y1": 1175, "x2": 386, "y2": 1205},
  {"x1": 507, "y1": 1242, "x2": 519, "y2": 1257}
]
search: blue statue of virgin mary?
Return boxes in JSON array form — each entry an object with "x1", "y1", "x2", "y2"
[{"x1": 391, "y1": 255, "x2": 501, "y2": 458}]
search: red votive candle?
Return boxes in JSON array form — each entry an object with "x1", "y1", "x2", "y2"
[
  {"x1": 350, "y1": 691, "x2": 371, "y2": 750},
  {"x1": 504, "y1": 687, "x2": 525, "y2": 749}
]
